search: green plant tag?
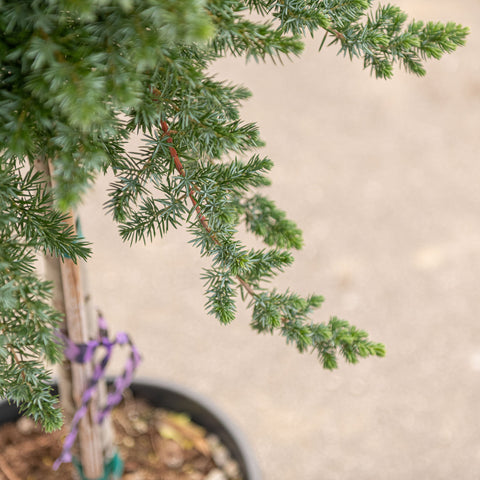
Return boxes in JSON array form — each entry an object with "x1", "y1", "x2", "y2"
[{"x1": 73, "y1": 451, "x2": 124, "y2": 480}]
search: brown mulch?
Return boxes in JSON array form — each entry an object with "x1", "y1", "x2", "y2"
[{"x1": 0, "y1": 394, "x2": 242, "y2": 480}]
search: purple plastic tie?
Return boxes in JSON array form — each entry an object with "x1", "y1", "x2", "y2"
[{"x1": 53, "y1": 314, "x2": 141, "y2": 471}]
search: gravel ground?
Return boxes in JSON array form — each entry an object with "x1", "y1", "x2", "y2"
[{"x1": 79, "y1": 1, "x2": 480, "y2": 478}]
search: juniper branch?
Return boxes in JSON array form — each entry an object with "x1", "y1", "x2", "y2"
[{"x1": 160, "y1": 120, "x2": 385, "y2": 367}]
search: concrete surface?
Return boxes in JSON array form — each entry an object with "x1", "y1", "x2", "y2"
[{"x1": 79, "y1": 1, "x2": 480, "y2": 478}]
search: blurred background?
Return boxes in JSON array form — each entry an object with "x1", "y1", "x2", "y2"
[{"x1": 78, "y1": 1, "x2": 480, "y2": 478}]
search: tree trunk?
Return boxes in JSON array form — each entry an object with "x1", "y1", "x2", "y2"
[
  {"x1": 58, "y1": 215, "x2": 104, "y2": 478},
  {"x1": 36, "y1": 157, "x2": 112, "y2": 479}
]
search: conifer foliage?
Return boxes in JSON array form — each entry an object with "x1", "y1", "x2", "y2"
[{"x1": 0, "y1": 0, "x2": 468, "y2": 433}]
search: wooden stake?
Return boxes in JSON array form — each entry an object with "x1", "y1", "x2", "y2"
[
  {"x1": 59, "y1": 216, "x2": 104, "y2": 479},
  {"x1": 36, "y1": 158, "x2": 106, "y2": 479},
  {"x1": 80, "y1": 258, "x2": 115, "y2": 462}
]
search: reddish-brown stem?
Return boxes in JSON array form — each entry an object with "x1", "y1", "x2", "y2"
[
  {"x1": 325, "y1": 28, "x2": 345, "y2": 41},
  {"x1": 0, "y1": 328, "x2": 23, "y2": 382},
  {"x1": 160, "y1": 120, "x2": 261, "y2": 302},
  {"x1": 160, "y1": 120, "x2": 217, "y2": 243},
  {"x1": 10, "y1": 348, "x2": 27, "y2": 383},
  {"x1": 333, "y1": 29, "x2": 345, "y2": 40},
  {"x1": 0, "y1": 328, "x2": 28, "y2": 383},
  {"x1": 236, "y1": 275, "x2": 257, "y2": 298},
  {"x1": 151, "y1": 87, "x2": 180, "y2": 112}
]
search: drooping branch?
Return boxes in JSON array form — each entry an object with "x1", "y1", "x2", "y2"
[
  {"x1": 159, "y1": 121, "x2": 274, "y2": 303},
  {"x1": 158, "y1": 121, "x2": 385, "y2": 368}
]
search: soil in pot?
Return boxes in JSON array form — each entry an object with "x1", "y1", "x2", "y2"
[{"x1": 0, "y1": 390, "x2": 243, "y2": 480}]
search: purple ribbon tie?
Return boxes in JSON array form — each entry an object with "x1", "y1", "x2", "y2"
[{"x1": 53, "y1": 314, "x2": 141, "y2": 471}]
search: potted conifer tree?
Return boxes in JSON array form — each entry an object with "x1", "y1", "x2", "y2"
[{"x1": 0, "y1": 0, "x2": 468, "y2": 479}]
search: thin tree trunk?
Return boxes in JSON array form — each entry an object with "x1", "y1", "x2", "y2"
[
  {"x1": 36, "y1": 157, "x2": 109, "y2": 479},
  {"x1": 80, "y1": 256, "x2": 115, "y2": 463},
  {"x1": 58, "y1": 215, "x2": 104, "y2": 478}
]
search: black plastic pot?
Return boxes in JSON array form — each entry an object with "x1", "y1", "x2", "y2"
[{"x1": 0, "y1": 377, "x2": 262, "y2": 480}]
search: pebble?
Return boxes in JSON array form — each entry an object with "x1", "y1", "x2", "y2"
[
  {"x1": 205, "y1": 469, "x2": 228, "y2": 480},
  {"x1": 122, "y1": 436, "x2": 135, "y2": 448},
  {"x1": 163, "y1": 439, "x2": 185, "y2": 469},
  {"x1": 132, "y1": 418, "x2": 149, "y2": 434},
  {"x1": 223, "y1": 459, "x2": 241, "y2": 479},
  {"x1": 207, "y1": 433, "x2": 242, "y2": 479},
  {"x1": 16, "y1": 417, "x2": 36, "y2": 434},
  {"x1": 206, "y1": 433, "x2": 221, "y2": 448},
  {"x1": 212, "y1": 444, "x2": 229, "y2": 467}
]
